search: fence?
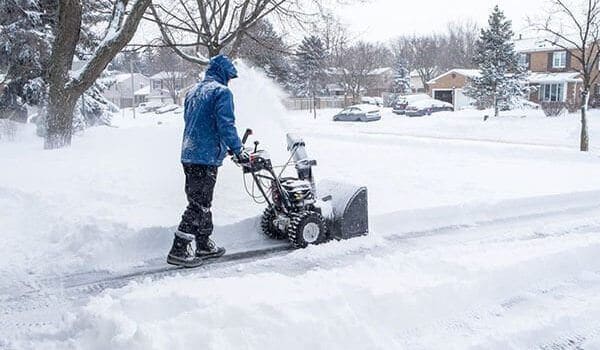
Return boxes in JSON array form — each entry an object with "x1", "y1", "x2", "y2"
[{"x1": 283, "y1": 97, "x2": 353, "y2": 110}]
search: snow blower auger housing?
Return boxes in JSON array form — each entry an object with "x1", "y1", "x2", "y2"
[{"x1": 233, "y1": 128, "x2": 368, "y2": 248}]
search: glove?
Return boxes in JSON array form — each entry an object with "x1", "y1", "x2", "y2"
[{"x1": 233, "y1": 149, "x2": 250, "y2": 163}]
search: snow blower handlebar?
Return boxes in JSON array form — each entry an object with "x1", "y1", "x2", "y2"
[{"x1": 228, "y1": 128, "x2": 253, "y2": 157}]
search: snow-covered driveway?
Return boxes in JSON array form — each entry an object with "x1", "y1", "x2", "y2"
[{"x1": 7, "y1": 191, "x2": 600, "y2": 349}]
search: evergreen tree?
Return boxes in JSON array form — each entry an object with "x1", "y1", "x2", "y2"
[
  {"x1": 464, "y1": 6, "x2": 527, "y2": 117},
  {"x1": 392, "y1": 58, "x2": 411, "y2": 94},
  {"x1": 0, "y1": 0, "x2": 116, "y2": 129},
  {"x1": 0, "y1": 0, "x2": 55, "y2": 113},
  {"x1": 293, "y1": 35, "x2": 327, "y2": 118}
]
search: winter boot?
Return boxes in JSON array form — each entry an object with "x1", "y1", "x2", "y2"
[
  {"x1": 195, "y1": 236, "x2": 226, "y2": 260},
  {"x1": 167, "y1": 232, "x2": 204, "y2": 267}
]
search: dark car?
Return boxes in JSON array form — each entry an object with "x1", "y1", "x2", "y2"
[
  {"x1": 392, "y1": 94, "x2": 431, "y2": 115},
  {"x1": 405, "y1": 99, "x2": 454, "y2": 117},
  {"x1": 333, "y1": 104, "x2": 382, "y2": 122}
]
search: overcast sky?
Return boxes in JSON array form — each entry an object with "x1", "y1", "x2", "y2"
[{"x1": 336, "y1": 0, "x2": 548, "y2": 42}]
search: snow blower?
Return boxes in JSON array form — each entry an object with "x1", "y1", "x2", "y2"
[{"x1": 233, "y1": 128, "x2": 368, "y2": 248}]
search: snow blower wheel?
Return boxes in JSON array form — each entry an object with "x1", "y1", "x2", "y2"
[
  {"x1": 287, "y1": 211, "x2": 327, "y2": 248},
  {"x1": 260, "y1": 207, "x2": 286, "y2": 240}
]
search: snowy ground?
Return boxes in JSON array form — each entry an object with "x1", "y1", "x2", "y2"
[{"x1": 3, "y1": 66, "x2": 600, "y2": 349}]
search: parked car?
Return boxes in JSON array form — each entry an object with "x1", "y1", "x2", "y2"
[
  {"x1": 155, "y1": 104, "x2": 180, "y2": 114},
  {"x1": 405, "y1": 99, "x2": 454, "y2": 117},
  {"x1": 392, "y1": 94, "x2": 431, "y2": 115},
  {"x1": 333, "y1": 104, "x2": 382, "y2": 122},
  {"x1": 138, "y1": 101, "x2": 164, "y2": 113},
  {"x1": 361, "y1": 96, "x2": 383, "y2": 106}
]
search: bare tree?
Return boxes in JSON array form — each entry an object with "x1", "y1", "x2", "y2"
[
  {"x1": 446, "y1": 20, "x2": 479, "y2": 69},
  {"x1": 532, "y1": 0, "x2": 600, "y2": 151},
  {"x1": 339, "y1": 41, "x2": 391, "y2": 102},
  {"x1": 391, "y1": 35, "x2": 446, "y2": 89},
  {"x1": 148, "y1": 0, "x2": 314, "y2": 64},
  {"x1": 45, "y1": 0, "x2": 151, "y2": 149}
]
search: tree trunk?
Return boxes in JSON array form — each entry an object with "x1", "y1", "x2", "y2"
[
  {"x1": 45, "y1": 91, "x2": 77, "y2": 149},
  {"x1": 313, "y1": 93, "x2": 317, "y2": 119},
  {"x1": 44, "y1": 0, "x2": 82, "y2": 149},
  {"x1": 581, "y1": 89, "x2": 590, "y2": 152},
  {"x1": 493, "y1": 96, "x2": 499, "y2": 118}
]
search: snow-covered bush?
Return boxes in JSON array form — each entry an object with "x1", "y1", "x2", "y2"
[{"x1": 541, "y1": 102, "x2": 568, "y2": 117}]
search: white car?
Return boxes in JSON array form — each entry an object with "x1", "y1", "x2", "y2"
[
  {"x1": 138, "y1": 102, "x2": 164, "y2": 113},
  {"x1": 155, "y1": 104, "x2": 180, "y2": 114},
  {"x1": 333, "y1": 104, "x2": 382, "y2": 122}
]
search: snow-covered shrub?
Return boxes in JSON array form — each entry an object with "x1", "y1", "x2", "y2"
[{"x1": 541, "y1": 102, "x2": 568, "y2": 117}]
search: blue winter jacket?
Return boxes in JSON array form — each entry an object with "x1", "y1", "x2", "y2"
[{"x1": 181, "y1": 55, "x2": 243, "y2": 166}]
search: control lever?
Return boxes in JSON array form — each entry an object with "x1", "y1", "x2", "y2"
[
  {"x1": 229, "y1": 128, "x2": 254, "y2": 156},
  {"x1": 242, "y1": 128, "x2": 253, "y2": 145},
  {"x1": 253, "y1": 141, "x2": 259, "y2": 153}
]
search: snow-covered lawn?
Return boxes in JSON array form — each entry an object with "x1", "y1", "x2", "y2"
[{"x1": 3, "y1": 66, "x2": 600, "y2": 349}]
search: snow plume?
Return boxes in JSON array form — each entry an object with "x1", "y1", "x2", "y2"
[{"x1": 229, "y1": 60, "x2": 288, "y2": 158}]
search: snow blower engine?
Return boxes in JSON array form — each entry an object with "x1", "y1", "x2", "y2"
[{"x1": 232, "y1": 128, "x2": 369, "y2": 248}]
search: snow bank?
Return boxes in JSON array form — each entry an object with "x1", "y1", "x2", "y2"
[{"x1": 21, "y1": 212, "x2": 600, "y2": 349}]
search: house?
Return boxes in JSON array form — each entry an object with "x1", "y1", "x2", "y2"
[
  {"x1": 365, "y1": 67, "x2": 394, "y2": 96},
  {"x1": 514, "y1": 37, "x2": 587, "y2": 108},
  {"x1": 147, "y1": 71, "x2": 197, "y2": 105},
  {"x1": 410, "y1": 70, "x2": 425, "y2": 93},
  {"x1": 101, "y1": 72, "x2": 150, "y2": 108},
  {"x1": 428, "y1": 36, "x2": 596, "y2": 110},
  {"x1": 426, "y1": 69, "x2": 481, "y2": 109}
]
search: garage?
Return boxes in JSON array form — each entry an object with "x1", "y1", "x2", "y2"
[{"x1": 427, "y1": 69, "x2": 481, "y2": 110}]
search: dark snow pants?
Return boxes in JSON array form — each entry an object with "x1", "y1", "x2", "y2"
[{"x1": 177, "y1": 163, "x2": 218, "y2": 240}]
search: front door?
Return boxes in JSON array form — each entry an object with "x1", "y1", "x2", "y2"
[{"x1": 434, "y1": 90, "x2": 453, "y2": 106}]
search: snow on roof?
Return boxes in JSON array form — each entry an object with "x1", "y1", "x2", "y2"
[
  {"x1": 368, "y1": 67, "x2": 393, "y2": 75},
  {"x1": 528, "y1": 72, "x2": 582, "y2": 83},
  {"x1": 134, "y1": 85, "x2": 150, "y2": 96},
  {"x1": 112, "y1": 73, "x2": 133, "y2": 83},
  {"x1": 151, "y1": 71, "x2": 187, "y2": 80},
  {"x1": 325, "y1": 83, "x2": 345, "y2": 91},
  {"x1": 514, "y1": 36, "x2": 578, "y2": 53},
  {"x1": 427, "y1": 69, "x2": 480, "y2": 84}
]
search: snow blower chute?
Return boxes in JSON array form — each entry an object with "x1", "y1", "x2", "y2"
[{"x1": 233, "y1": 129, "x2": 368, "y2": 248}]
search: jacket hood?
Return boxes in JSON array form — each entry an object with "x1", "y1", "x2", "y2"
[{"x1": 204, "y1": 54, "x2": 238, "y2": 85}]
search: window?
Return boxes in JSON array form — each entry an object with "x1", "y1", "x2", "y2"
[
  {"x1": 152, "y1": 80, "x2": 162, "y2": 90},
  {"x1": 518, "y1": 53, "x2": 528, "y2": 67},
  {"x1": 553, "y1": 51, "x2": 567, "y2": 68},
  {"x1": 539, "y1": 83, "x2": 564, "y2": 102}
]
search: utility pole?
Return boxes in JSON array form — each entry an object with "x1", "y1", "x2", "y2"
[{"x1": 130, "y1": 60, "x2": 136, "y2": 119}]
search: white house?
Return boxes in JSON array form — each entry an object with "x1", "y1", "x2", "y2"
[
  {"x1": 101, "y1": 72, "x2": 150, "y2": 108},
  {"x1": 147, "y1": 71, "x2": 197, "y2": 105}
]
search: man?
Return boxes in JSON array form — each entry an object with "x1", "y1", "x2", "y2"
[{"x1": 167, "y1": 54, "x2": 249, "y2": 267}]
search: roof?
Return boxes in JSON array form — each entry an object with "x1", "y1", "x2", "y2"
[
  {"x1": 150, "y1": 71, "x2": 187, "y2": 80},
  {"x1": 325, "y1": 83, "x2": 345, "y2": 92},
  {"x1": 514, "y1": 36, "x2": 578, "y2": 53},
  {"x1": 427, "y1": 69, "x2": 480, "y2": 84},
  {"x1": 112, "y1": 73, "x2": 133, "y2": 83},
  {"x1": 134, "y1": 85, "x2": 150, "y2": 96},
  {"x1": 368, "y1": 67, "x2": 393, "y2": 75},
  {"x1": 528, "y1": 72, "x2": 582, "y2": 83}
]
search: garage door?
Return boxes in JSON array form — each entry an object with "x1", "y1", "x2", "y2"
[{"x1": 434, "y1": 90, "x2": 453, "y2": 105}]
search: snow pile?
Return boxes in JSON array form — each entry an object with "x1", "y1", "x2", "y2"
[{"x1": 21, "y1": 210, "x2": 600, "y2": 349}]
